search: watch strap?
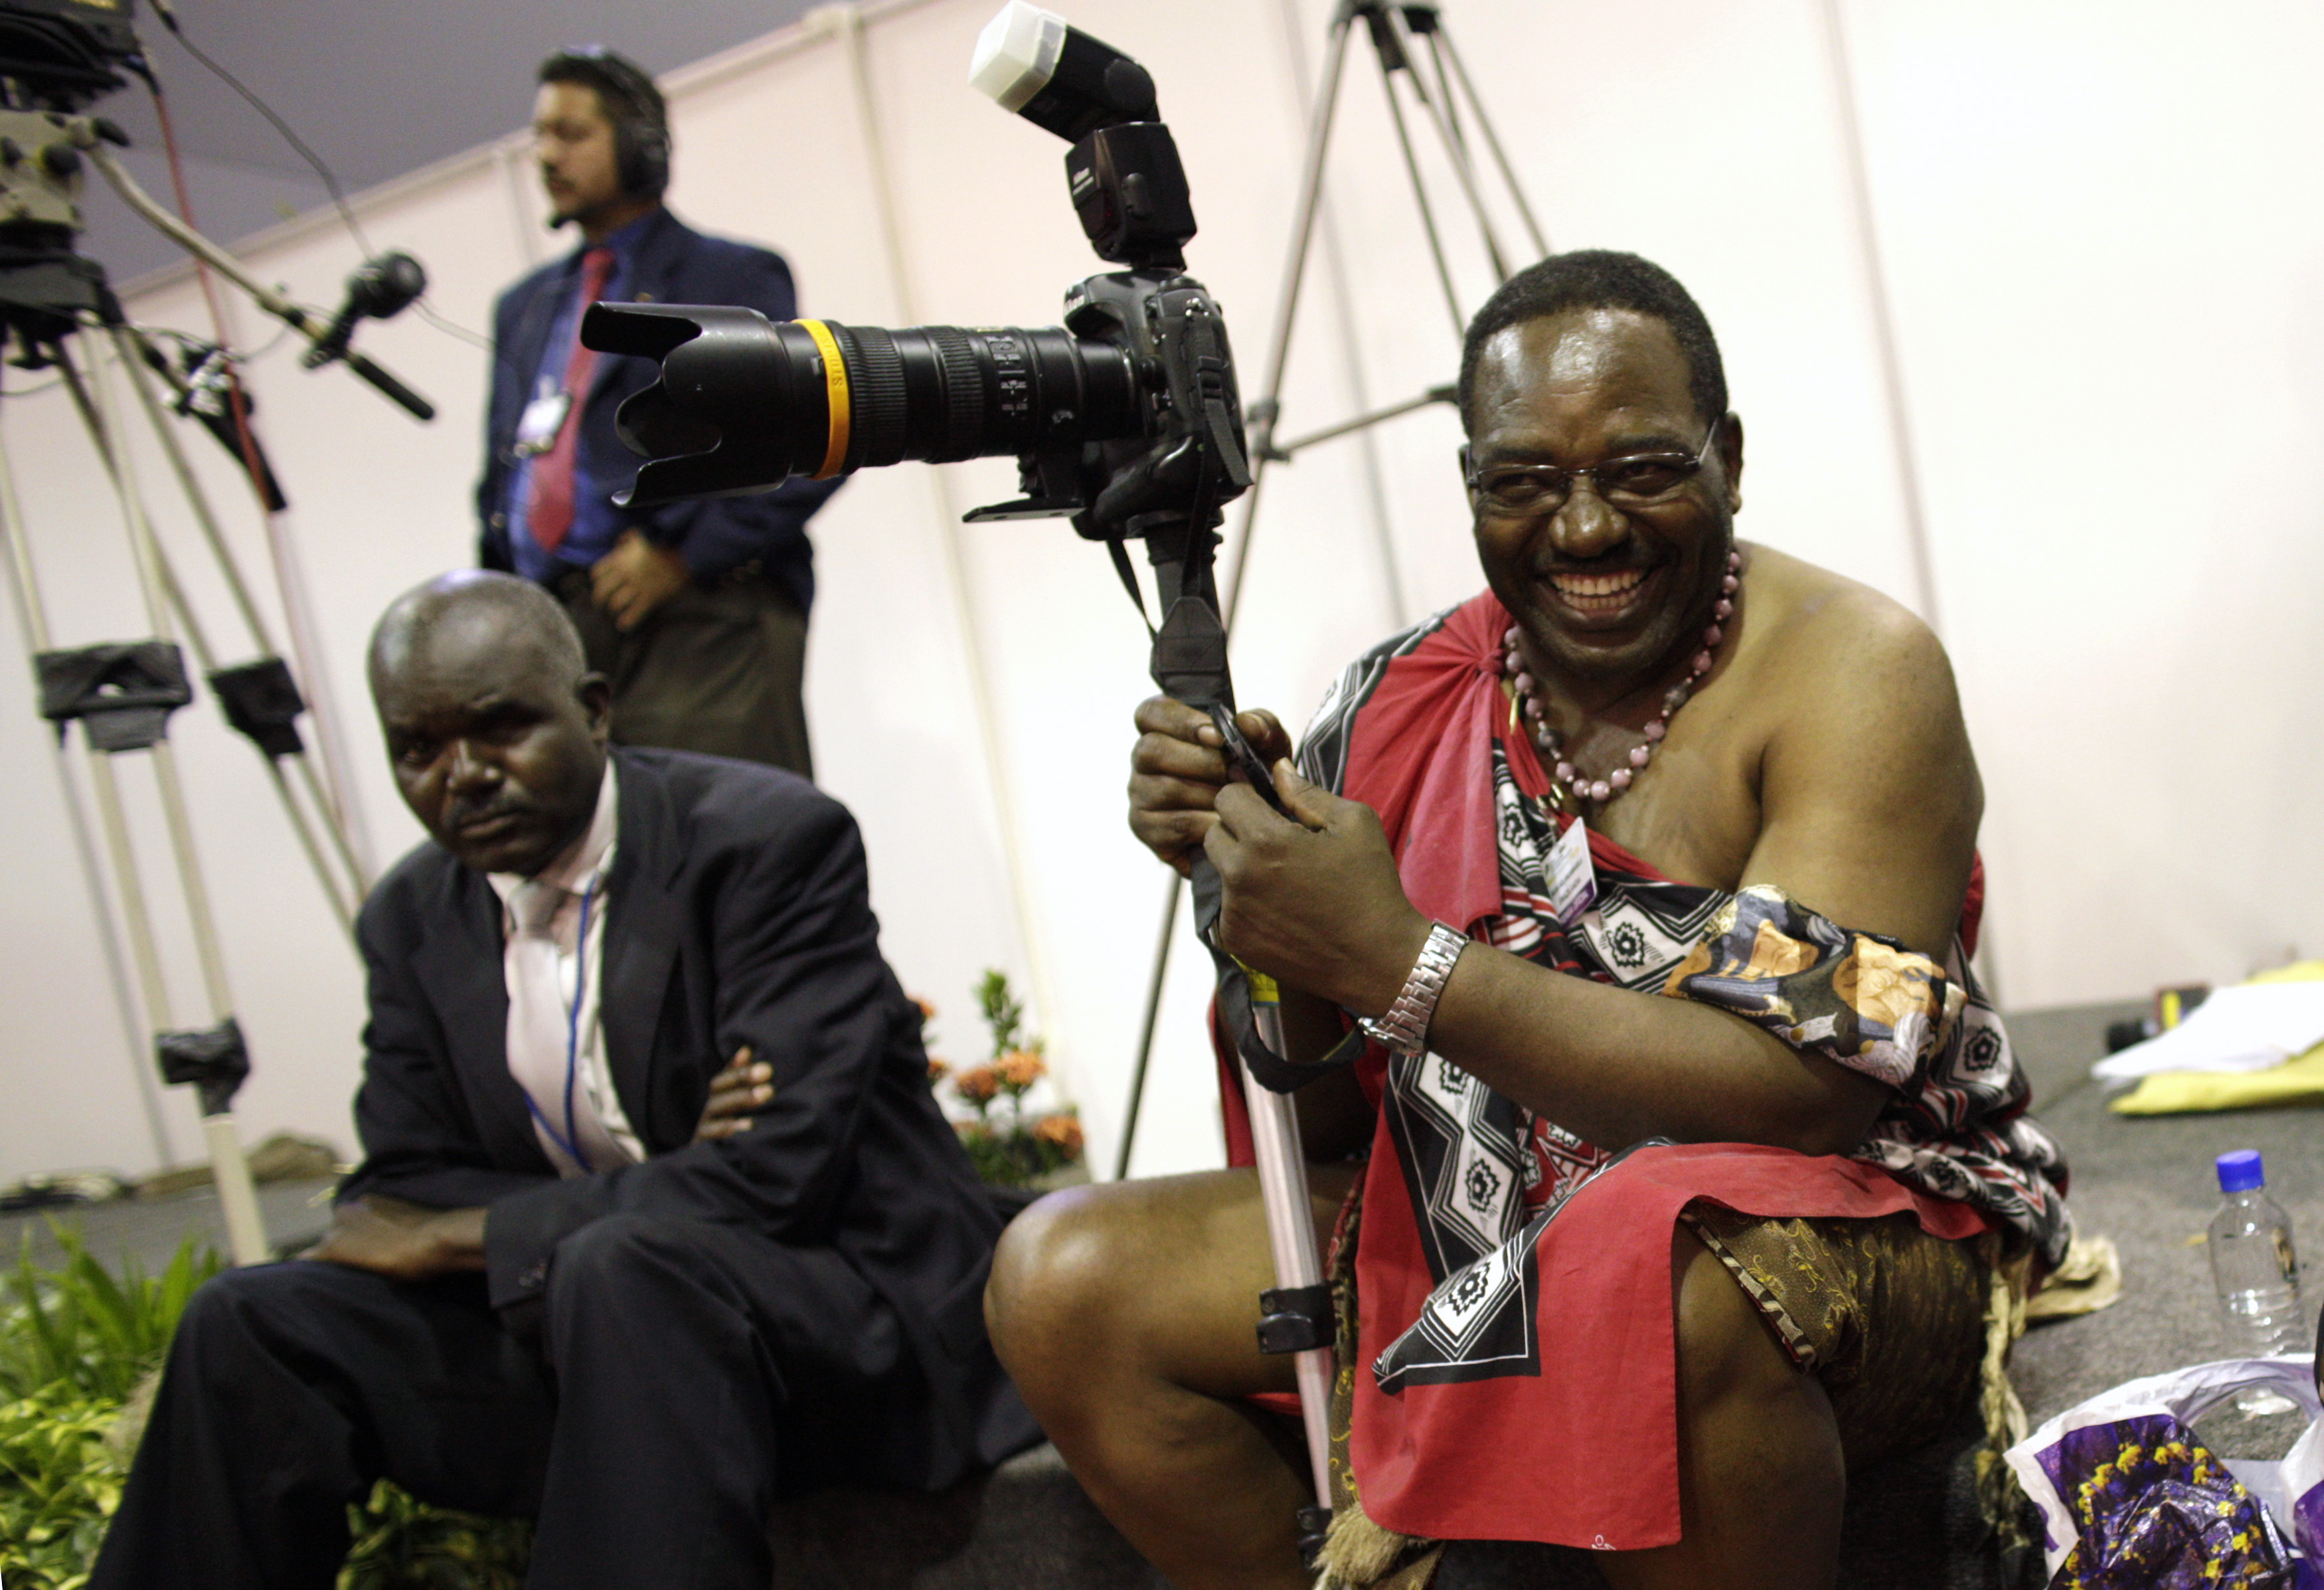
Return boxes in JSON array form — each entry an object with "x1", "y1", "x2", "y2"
[{"x1": 1358, "y1": 922, "x2": 1469, "y2": 1057}]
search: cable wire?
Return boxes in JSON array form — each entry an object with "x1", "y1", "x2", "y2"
[
  {"x1": 140, "y1": 11, "x2": 496, "y2": 364},
  {"x1": 146, "y1": 4, "x2": 375, "y2": 258},
  {"x1": 415, "y1": 300, "x2": 493, "y2": 353}
]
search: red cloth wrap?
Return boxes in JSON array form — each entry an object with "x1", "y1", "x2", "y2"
[
  {"x1": 1213, "y1": 590, "x2": 1995, "y2": 1547},
  {"x1": 1352, "y1": 1144, "x2": 1988, "y2": 1547}
]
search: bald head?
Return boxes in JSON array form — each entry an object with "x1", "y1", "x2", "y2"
[
  {"x1": 369, "y1": 572, "x2": 610, "y2": 876},
  {"x1": 369, "y1": 570, "x2": 585, "y2": 701}
]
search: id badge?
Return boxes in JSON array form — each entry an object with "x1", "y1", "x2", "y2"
[
  {"x1": 515, "y1": 388, "x2": 570, "y2": 456},
  {"x1": 1545, "y1": 815, "x2": 1598, "y2": 927}
]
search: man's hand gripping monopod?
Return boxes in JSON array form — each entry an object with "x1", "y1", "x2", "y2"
[{"x1": 1147, "y1": 567, "x2": 1338, "y2": 1561}]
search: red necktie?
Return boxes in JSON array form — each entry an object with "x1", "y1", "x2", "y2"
[{"x1": 527, "y1": 246, "x2": 617, "y2": 556}]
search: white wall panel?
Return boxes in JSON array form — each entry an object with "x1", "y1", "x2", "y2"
[
  {"x1": 5, "y1": 0, "x2": 2319, "y2": 1186},
  {"x1": 1839, "y1": 0, "x2": 2324, "y2": 1003}
]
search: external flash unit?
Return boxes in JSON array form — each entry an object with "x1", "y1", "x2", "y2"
[{"x1": 968, "y1": 0, "x2": 1158, "y2": 139}]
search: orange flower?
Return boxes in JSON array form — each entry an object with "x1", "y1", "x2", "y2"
[
  {"x1": 995, "y1": 1049, "x2": 1046, "y2": 1089},
  {"x1": 912, "y1": 996, "x2": 937, "y2": 1025},
  {"x1": 953, "y1": 1065, "x2": 1001, "y2": 1105},
  {"x1": 1031, "y1": 1112, "x2": 1084, "y2": 1157},
  {"x1": 926, "y1": 1057, "x2": 950, "y2": 1085}
]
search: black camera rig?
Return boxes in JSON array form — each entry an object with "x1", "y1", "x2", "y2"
[
  {"x1": 582, "y1": 6, "x2": 1253, "y2": 709},
  {"x1": 582, "y1": 5, "x2": 1335, "y2": 1551}
]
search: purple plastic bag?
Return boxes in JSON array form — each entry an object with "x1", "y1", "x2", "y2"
[{"x1": 2008, "y1": 1358, "x2": 2321, "y2": 1590}]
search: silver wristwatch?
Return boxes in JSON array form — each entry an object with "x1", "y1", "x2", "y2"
[{"x1": 1359, "y1": 922, "x2": 1469, "y2": 1057}]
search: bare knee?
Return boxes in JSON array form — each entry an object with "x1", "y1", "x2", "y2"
[
  {"x1": 1669, "y1": 1230, "x2": 1800, "y2": 1413},
  {"x1": 986, "y1": 1186, "x2": 1139, "y2": 1386}
]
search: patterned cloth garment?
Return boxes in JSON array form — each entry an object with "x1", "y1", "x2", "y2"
[
  {"x1": 1295, "y1": 601, "x2": 2072, "y2": 1270},
  {"x1": 1256, "y1": 589, "x2": 2075, "y2": 1552}
]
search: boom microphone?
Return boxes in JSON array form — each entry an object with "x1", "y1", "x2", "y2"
[{"x1": 300, "y1": 250, "x2": 426, "y2": 371}]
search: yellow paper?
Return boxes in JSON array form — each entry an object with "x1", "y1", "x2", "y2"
[
  {"x1": 2111, "y1": 1039, "x2": 2324, "y2": 1114},
  {"x1": 2109, "y1": 959, "x2": 2324, "y2": 1112},
  {"x1": 2244, "y1": 959, "x2": 2324, "y2": 986}
]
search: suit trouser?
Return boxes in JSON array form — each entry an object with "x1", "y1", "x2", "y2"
[
  {"x1": 91, "y1": 1213, "x2": 917, "y2": 1590},
  {"x1": 558, "y1": 572, "x2": 813, "y2": 779}
]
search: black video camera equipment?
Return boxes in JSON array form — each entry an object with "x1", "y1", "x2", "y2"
[
  {"x1": 580, "y1": 1, "x2": 1252, "y2": 663},
  {"x1": 0, "y1": 0, "x2": 145, "y2": 112},
  {"x1": 0, "y1": 0, "x2": 147, "y2": 337}
]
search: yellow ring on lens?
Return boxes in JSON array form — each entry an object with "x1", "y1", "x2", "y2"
[{"x1": 797, "y1": 319, "x2": 850, "y2": 480}]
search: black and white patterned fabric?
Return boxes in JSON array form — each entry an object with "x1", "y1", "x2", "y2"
[{"x1": 1296, "y1": 608, "x2": 2073, "y2": 1306}]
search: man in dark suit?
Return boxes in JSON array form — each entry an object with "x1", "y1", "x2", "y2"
[
  {"x1": 481, "y1": 47, "x2": 837, "y2": 776},
  {"x1": 92, "y1": 572, "x2": 1037, "y2": 1589}
]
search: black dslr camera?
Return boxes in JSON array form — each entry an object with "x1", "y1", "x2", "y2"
[{"x1": 582, "y1": 1, "x2": 1252, "y2": 689}]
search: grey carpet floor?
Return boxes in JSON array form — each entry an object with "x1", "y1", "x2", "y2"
[
  {"x1": 12, "y1": 998, "x2": 2314, "y2": 1587},
  {"x1": 768, "y1": 998, "x2": 2321, "y2": 1589}
]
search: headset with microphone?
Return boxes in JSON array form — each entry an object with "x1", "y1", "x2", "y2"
[{"x1": 540, "y1": 46, "x2": 670, "y2": 203}]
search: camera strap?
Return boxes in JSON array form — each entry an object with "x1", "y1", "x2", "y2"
[{"x1": 1104, "y1": 535, "x2": 1153, "y2": 637}]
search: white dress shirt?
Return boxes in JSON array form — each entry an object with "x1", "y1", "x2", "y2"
[{"x1": 488, "y1": 763, "x2": 644, "y2": 1174}]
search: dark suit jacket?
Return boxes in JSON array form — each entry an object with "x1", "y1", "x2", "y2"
[
  {"x1": 341, "y1": 749, "x2": 1025, "y2": 1483},
  {"x1": 477, "y1": 208, "x2": 840, "y2": 612}
]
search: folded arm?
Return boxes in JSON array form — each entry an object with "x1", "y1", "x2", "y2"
[{"x1": 479, "y1": 793, "x2": 902, "y2": 1308}]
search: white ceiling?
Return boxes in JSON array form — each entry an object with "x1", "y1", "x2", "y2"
[{"x1": 77, "y1": 0, "x2": 823, "y2": 284}]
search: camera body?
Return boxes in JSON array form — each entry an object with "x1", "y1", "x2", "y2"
[{"x1": 965, "y1": 264, "x2": 1247, "y2": 545}]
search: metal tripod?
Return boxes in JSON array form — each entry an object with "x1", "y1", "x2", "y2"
[
  {"x1": 0, "y1": 321, "x2": 288, "y2": 1262},
  {"x1": 1106, "y1": 0, "x2": 1548, "y2": 1535},
  {"x1": 0, "y1": 91, "x2": 435, "y2": 1249},
  {"x1": 0, "y1": 308, "x2": 384, "y2": 1264},
  {"x1": 1112, "y1": 0, "x2": 1542, "y2": 1170}
]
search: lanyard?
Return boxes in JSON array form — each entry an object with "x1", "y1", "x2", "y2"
[{"x1": 524, "y1": 877, "x2": 597, "y2": 1169}]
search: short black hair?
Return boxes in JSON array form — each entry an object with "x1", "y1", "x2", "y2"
[
  {"x1": 1455, "y1": 250, "x2": 1726, "y2": 431},
  {"x1": 538, "y1": 47, "x2": 670, "y2": 199}
]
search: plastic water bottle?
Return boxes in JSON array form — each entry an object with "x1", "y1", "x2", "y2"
[{"x1": 2208, "y1": 1150, "x2": 2307, "y2": 1415}]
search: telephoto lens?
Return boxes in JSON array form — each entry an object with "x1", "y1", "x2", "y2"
[{"x1": 584, "y1": 302, "x2": 1145, "y2": 504}]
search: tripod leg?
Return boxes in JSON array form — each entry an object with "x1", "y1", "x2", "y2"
[
  {"x1": 112, "y1": 330, "x2": 375, "y2": 884},
  {"x1": 293, "y1": 754, "x2": 369, "y2": 911},
  {"x1": 108, "y1": 328, "x2": 369, "y2": 917},
  {"x1": 1229, "y1": 0, "x2": 1411, "y2": 633},
  {"x1": 1370, "y1": 31, "x2": 1466, "y2": 339},
  {"x1": 276, "y1": 558, "x2": 373, "y2": 891},
  {"x1": 1401, "y1": 20, "x2": 1509, "y2": 282},
  {"x1": 1434, "y1": 27, "x2": 1552, "y2": 258},
  {"x1": 200, "y1": 1111, "x2": 270, "y2": 1267},
  {"x1": 1249, "y1": 8, "x2": 1358, "y2": 451},
  {"x1": 82, "y1": 752, "x2": 177, "y2": 1043},
  {"x1": 108, "y1": 328, "x2": 274, "y2": 654},
  {"x1": 1224, "y1": 2, "x2": 1355, "y2": 624},
  {"x1": 147, "y1": 741, "x2": 274, "y2": 1266},
  {"x1": 1240, "y1": 1027, "x2": 1333, "y2": 1503},
  {"x1": 54, "y1": 736, "x2": 183, "y2": 1166},
  {"x1": 0, "y1": 411, "x2": 178, "y2": 1166},
  {"x1": 76, "y1": 335, "x2": 272, "y2": 1263},
  {"x1": 266, "y1": 759, "x2": 355, "y2": 934},
  {"x1": 1112, "y1": 871, "x2": 1184, "y2": 1181}
]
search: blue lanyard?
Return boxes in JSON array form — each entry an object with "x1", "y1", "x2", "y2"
[{"x1": 524, "y1": 878, "x2": 596, "y2": 1168}]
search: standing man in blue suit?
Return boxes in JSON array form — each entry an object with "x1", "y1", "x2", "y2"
[{"x1": 479, "y1": 47, "x2": 837, "y2": 776}]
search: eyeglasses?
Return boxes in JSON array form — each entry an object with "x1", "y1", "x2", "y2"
[{"x1": 1463, "y1": 418, "x2": 1722, "y2": 517}]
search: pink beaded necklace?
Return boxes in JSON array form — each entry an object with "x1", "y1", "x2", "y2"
[{"x1": 1503, "y1": 547, "x2": 1741, "y2": 811}]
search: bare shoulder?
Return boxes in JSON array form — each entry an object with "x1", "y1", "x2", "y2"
[
  {"x1": 1736, "y1": 543, "x2": 1980, "y2": 845},
  {"x1": 1738, "y1": 544, "x2": 1963, "y2": 738},
  {"x1": 1722, "y1": 547, "x2": 1981, "y2": 951}
]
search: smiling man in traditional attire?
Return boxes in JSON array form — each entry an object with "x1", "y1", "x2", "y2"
[{"x1": 985, "y1": 251, "x2": 2069, "y2": 1590}]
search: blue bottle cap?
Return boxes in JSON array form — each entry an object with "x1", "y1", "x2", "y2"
[{"x1": 2216, "y1": 1150, "x2": 2266, "y2": 1193}]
